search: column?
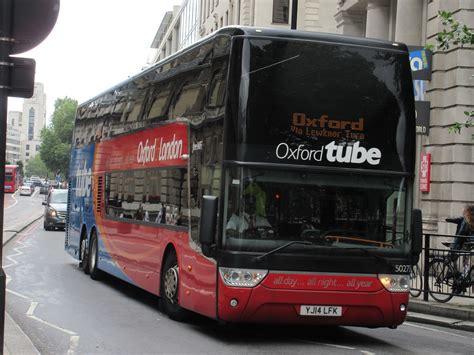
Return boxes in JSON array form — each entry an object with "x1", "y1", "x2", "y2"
[
  {"x1": 365, "y1": 0, "x2": 390, "y2": 40},
  {"x1": 394, "y1": 0, "x2": 423, "y2": 45},
  {"x1": 335, "y1": 9, "x2": 366, "y2": 37}
]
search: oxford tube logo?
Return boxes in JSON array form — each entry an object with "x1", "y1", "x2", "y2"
[
  {"x1": 75, "y1": 160, "x2": 92, "y2": 198},
  {"x1": 275, "y1": 141, "x2": 382, "y2": 165}
]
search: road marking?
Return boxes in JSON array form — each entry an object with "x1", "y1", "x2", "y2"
[
  {"x1": 68, "y1": 335, "x2": 80, "y2": 355},
  {"x1": 404, "y1": 322, "x2": 473, "y2": 339},
  {"x1": 26, "y1": 301, "x2": 38, "y2": 316},
  {"x1": 27, "y1": 302, "x2": 77, "y2": 336},
  {"x1": 292, "y1": 337, "x2": 376, "y2": 354},
  {"x1": 5, "y1": 192, "x2": 18, "y2": 210},
  {"x1": 3, "y1": 240, "x2": 31, "y2": 269},
  {"x1": 292, "y1": 338, "x2": 355, "y2": 350},
  {"x1": 6, "y1": 288, "x2": 30, "y2": 300},
  {"x1": 5, "y1": 226, "x2": 81, "y2": 354}
]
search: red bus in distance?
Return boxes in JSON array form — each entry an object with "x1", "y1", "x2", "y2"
[{"x1": 4, "y1": 165, "x2": 20, "y2": 193}]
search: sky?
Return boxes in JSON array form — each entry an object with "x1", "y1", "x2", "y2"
[{"x1": 8, "y1": 0, "x2": 182, "y2": 120}]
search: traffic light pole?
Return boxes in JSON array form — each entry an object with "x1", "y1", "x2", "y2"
[{"x1": 0, "y1": 0, "x2": 13, "y2": 348}]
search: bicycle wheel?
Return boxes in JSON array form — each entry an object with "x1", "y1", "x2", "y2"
[
  {"x1": 409, "y1": 264, "x2": 422, "y2": 297},
  {"x1": 428, "y1": 258, "x2": 455, "y2": 303}
]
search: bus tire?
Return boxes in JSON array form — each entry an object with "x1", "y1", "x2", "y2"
[
  {"x1": 88, "y1": 230, "x2": 103, "y2": 280},
  {"x1": 160, "y1": 252, "x2": 189, "y2": 321},
  {"x1": 79, "y1": 231, "x2": 89, "y2": 274}
]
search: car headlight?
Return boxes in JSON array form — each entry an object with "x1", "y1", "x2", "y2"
[
  {"x1": 378, "y1": 274, "x2": 410, "y2": 292},
  {"x1": 219, "y1": 268, "x2": 268, "y2": 287},
  {"x1": 48, "y1": 208, "x2": 57, "y2": 217}
]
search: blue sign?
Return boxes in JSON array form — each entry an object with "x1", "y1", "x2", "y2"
[{"x1": 408, "y1": 46, "x2": 432, "y2": 80}]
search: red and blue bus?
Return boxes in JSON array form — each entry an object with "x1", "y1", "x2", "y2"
[
  {"x1": 66, "y1": 27, "x2": 422, "y2": 328},
  {"x1": 4, "y1": 164, "x2": 20, "y2": 193}
]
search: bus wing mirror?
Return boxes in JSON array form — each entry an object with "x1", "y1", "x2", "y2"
[
  {"x1": 412, "y1": 209, "x2": 423, "y2": 257},
  {"x1": 199, "y1": 195, "x2": 218, "y2": 249}
]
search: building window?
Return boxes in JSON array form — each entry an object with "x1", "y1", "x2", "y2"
[
  {"x1": 273, "y1": 0, "x2": 289, "y2": 24},
  {"x1": 28, "y1": 108, "x2": 35, "y2": 140},
  {"x1": 26, "y1": 144, "x2": 30, "y2": 150},
  {"x1": 26, "y1": 152, "x2": 29, "y2": 157},
  {"x1": 36, "y1": 145, "x2": 40, "y2": 151}
]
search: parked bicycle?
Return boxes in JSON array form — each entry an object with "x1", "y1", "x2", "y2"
[
  {"x1": 409, "y1": 263, "x2": 422, "y2": 298},
  {"x1": 428, "y1": 242, "x2": 473, "y2": 303}
]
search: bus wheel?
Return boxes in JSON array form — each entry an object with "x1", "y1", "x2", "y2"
[
  {"x1": 88, "y1": 230, "x2": 103, "y2": 280},
  {"x1": 79, "y1": 235, "x2": 89, "y2": 274},
  {"x1": 160, "y1": 253, "x2": 188, "y2": 321}
]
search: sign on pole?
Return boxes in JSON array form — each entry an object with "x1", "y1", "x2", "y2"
[
  {"x1": 409, "y1": 46, "x2": 432, "y2": 136},
  {"x1": 419, "y1": 153, "x2": 431, "y2": 193}
]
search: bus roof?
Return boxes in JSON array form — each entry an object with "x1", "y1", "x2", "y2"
[{"x1": 78, "y1": 26, "x2": 409, "y2": 109}]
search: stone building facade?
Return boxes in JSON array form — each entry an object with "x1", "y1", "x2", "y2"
[
  {"x1": 6, "y1": 111, "x2": 22, "y2": 164},
  {"x1": 337, "y1": 0, "x2": 473, "y2": 234},
  {"x1": 8, "y1": 83, "x2": 48, "y2": 163}
]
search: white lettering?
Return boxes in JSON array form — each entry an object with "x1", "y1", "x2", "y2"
[
  {"x1": 275, "y1": 143, "x2": 323, "y2": 162},
  {"x1": 75, "y1": 160, "x2": 92, "y2": 198},
  {"x1": 275, "y1": 141, "x2": 381, "y2": 165},
  {"x1": 137, "y1": 139, "x2": 157, "y2": 165},
  {"x1": 159, "y1": 134, "x2": 183, "y2": 161}
]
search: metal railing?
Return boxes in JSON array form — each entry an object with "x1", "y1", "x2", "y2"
[{"x1": 410, "y1": 233, "x2": 473, "y2": 303}]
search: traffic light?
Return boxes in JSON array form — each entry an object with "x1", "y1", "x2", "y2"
[{"x1": 1, "y1": 0, "x2": 60, "y2": 98}]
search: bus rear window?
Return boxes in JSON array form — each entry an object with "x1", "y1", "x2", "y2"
[{"x1": 228, "y1": 37, "x2": 415, "y2": 172}]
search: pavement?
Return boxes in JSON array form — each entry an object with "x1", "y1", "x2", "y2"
[
  {"x1": 2, "y1": 194, "x2": 474, "y2": 354},
  {"x1": 407, "y1": 296, "x2": 474, "y2": 332}
]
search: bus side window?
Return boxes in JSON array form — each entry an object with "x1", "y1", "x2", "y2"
[{"x1": 208, "y1": 72, "x2": 226, "y2": 107}]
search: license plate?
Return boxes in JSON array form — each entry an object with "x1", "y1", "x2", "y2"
[{"x1": 300, "y1": 305, "x2": 342, "y2": 317}]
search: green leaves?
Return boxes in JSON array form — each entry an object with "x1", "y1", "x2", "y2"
[
  {"x1": 428, "y1": 11, "x2": 473, "y2": 50},
  {"x1": 40, "y1": 97, "x2": 78, "y2": 178},
  {"x1": 426, "y1": 11, "x2": 473, "y2": 139},
  {"x1": 25, "y1": 155, "x2": 49, "y2": 178}
]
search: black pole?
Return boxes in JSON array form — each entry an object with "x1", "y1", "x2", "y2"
[
  {"x1": 291, "y1": 0, "x2": 298, "y2": 30},
  {"x1": 423, "y1": 233, "x2": 430, "y2": 301},
  {"x1": 0, "y1": 0, "x2": 13, "y2": 348}
]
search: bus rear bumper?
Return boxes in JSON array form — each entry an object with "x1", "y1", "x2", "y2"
[{"x1": 217, "y1": 280, "x2": 408, "y2": 328}]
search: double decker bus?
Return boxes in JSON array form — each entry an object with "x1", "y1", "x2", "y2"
[
  {"x1": 66, "y1": 27, "x2": 422, "y2": 328},
  {"x1": 5, "y1": 164, "x2": 20, "y2": 193}
]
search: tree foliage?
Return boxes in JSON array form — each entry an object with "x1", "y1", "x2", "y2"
[
  {"x1": 25, "y1": 154, "x2": 49, "y2": 177},
  {"x1": 426, "y1": 11, "x2": 473, "y2": 139},
  {"x1": 16, "y1": 160, "x2": 24, "y2": 177},
  {"x1": 40, "y1": 97, "x2": 78, "y2": 178}
]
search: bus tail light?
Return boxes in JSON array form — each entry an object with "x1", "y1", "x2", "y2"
[
  {"x1": 219, "y1": 268, "x2": 268, "y2": 287},
  {"x1": 378, "y1": 274, "x2": 410, "y2": 292}
]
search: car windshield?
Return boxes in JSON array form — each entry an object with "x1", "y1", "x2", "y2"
[
  {"x1": 222, "y1": 166, "x2": 412, "y2": 254},
  {"x1": 50, "y1": 190, "x2": 67, "y2": 204}
]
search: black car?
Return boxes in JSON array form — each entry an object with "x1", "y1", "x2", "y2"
[{"x1": 43, "y1": 189, "x2": 68, "y2": 230}]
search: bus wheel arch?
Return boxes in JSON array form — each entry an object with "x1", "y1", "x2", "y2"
[
  {"x1": 160, "y1": 244, "x2": 189, "y2": 321},
  {"x1": 79, "y1": 226, "x2": 89, "y2": 274}
]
